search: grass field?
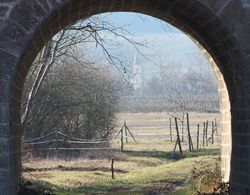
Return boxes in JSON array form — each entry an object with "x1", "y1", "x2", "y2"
[
  {"x1": 114, "y1": 112, "x2": 220, "y2": 145},
  {"x1": 22, "y1": 112, "x2": 221, "y2": 194},
  {"x1": 116, "y1": 112, "x2": 220, "y2": 128}
]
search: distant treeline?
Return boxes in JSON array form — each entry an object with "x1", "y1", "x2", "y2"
[{"x1": 118, "y1": 95, "x2": 219, "y2": 113}]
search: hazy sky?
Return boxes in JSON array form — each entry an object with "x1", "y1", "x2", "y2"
[
  {"x1": 105, "y1": 12, "x2": 181, "y2": 34},
  {"x1": 83, "y1": 12, "x2": 214, "y2": 81}
]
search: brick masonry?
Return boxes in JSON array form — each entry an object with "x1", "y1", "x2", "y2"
[{"x1": 0, "y1": 0, "x2": 250, "y2": 194}]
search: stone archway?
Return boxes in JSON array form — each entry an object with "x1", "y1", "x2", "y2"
[{"x1": 0, "y1": 1, "x2": 249, "y2": 194}]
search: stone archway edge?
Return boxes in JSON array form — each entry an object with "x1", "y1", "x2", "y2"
[{"x1": 0, "y1": 0, "x2": 250, "y2": 194}]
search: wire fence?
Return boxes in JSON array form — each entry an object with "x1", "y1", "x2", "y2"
[
  {"x1": 22, "y1": 130, "x2": 121, "y2": 156},
  {"x1": 22, "y1": 113, "x2": 219, "y2": 157}
]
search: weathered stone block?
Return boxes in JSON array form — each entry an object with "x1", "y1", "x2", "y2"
[
  {"x1": 239, "y1": 23, "x2": 250, "y2": 54},
  {"x1": 0, "y1": 122, "x2": 9, "y2": 138},
  {"x1": 0, "y1": 19, "x2": 29, "y2": 57},
  {"x1": 0, "y1": 50, "x2": 17, "y2": 78},
  {"x1": 0, "y1": 140, "x2": 8, "y2": 154},
  {"x1": 0, "y1": 0, "x2": 16, "y2": 3},
  {"x1": 9, "y1": 1, "x2": 47, "y2": 32},
  {"x1": 0, "y1": 0, "x2": 250, "y2": 194},
  {"x1": 0, "y1": 170, "x2": 7, "y2": 184},
  {"x1": 36, "y1": 0, "x2": 66, "y2": 13},
  {"x1": 0, "y1": 153, "x2": 9, "y2": 169},
  {"x1": 0, "y1": 5, "x2": 8, "y2": 17},
  {"x1": 202, "y1": 0, "x2": 231, "y2": 14}
]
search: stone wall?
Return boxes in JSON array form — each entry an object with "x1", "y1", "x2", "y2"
[{"x1": 0, "y1": 0, "x2": 250, "y2": 194}]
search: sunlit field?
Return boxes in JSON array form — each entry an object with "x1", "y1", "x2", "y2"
[{"x1": 22, "y1": 112, "x2": 221, "y2": 194}]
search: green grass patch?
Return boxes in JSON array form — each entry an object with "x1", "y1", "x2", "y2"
[{"x1": 23, "y1": 148, "x2": 219, "y2": 194}]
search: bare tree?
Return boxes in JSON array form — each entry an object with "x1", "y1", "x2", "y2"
[
  {"x1": 21, "y1": 15, "x2": 147, "y2": 128},
  {"x1": 23, "y1": 62, "x2": 120, "y2": 143}
]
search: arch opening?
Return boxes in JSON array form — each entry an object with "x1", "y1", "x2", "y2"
[
  {"x1": 0, "y1": 1, "x2": 242, "y2": 194},
  {"x1": 20, "y1": 11, "x2": 231, "y2": 192},
  {"x1": 19, "y1": 12, "x2": 229, "y2": 193}
]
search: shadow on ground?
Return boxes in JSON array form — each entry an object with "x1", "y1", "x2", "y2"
[{"x1": 124, "y1": 148, "x2": 219, "y2": 161}]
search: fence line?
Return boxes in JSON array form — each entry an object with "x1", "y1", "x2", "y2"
[
  {"x1": 135, "y1": 133, "x2": 169, "y2": 136},
  {"x1": 22, "y1": 116, "x2": 219, "y2": 155},
  {"x1": 22, "y1": 130, "x2": 122, "y2": 153},
  {"x1": 25, "y1": 139, "x2": 121, "y2": 145},
  {"x1": 135, "y1": 132, "x2": 219, "y2": 138},
  {"x1": 25, "y1": 140, "x2": 57, "y2": 145},
  {"x1": 57, "y1": 131, "x2": 109, "y2": 142},
  {"x1": 23, "y1": 131, "x2": 56, "y2": 143},
  {"x1": 23, "y1": 147, "x2": 120, "y2": 152},
  {"x1": 23, "y1": 133, "x2": 220, "y2": 145},
  {"x1": 116, "y1": 125, "x2": 207, "y2": 129}
]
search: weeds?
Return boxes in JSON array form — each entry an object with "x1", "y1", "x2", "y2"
[
  {"x1": 190, "y1": 158, "x2": 229, "y2": 194},
  {"x1": 18, "y1": 179, "x2": 54, "y2": 195}
]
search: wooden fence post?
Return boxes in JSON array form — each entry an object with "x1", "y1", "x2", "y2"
[
  {"x1": 186, "y1": 113, "x2": 194, "y2": 151},
  {"x1": 215, "y1": 119, "x2": 218, "y2": 142},
  {"x1": 169, "y1": 118, "x2": 172, "y2": 142},
  {"x1": 206, "y1": 120, "x2": 208, "y2": 146},
  {"x1": 211, "y1": 121, "x2": 214, "y2": 144},
  {"x1": 203, "y1": 122, "x2": 205, "y2": 148},
  {"x1": 174, "y1": 117, "x2": 182, "y2": 155},
  {"x1": 56, "y1": 129, "x2": 58, "y2": 159},
  {"x1": 113, "y1": 124, "x2": 124, "y2": 141},
  {"x1": 121, "y1": 126, "x2": 124, "y2": 152},
  {"x1": 181, "y1": 119, "x2": 184, "y2": 142},
  {"x1": 197, "y1": 124, "x2": 199, "y2": 150},
  {"x1": 125, "y1": 123, "x2": 136, "y2": 142},
  {"x1": 124, "y1": 121, "x2": 128, "y2": 143},
  {"x1": 111, "y1": 158, "x2": 114, "y2": 179}
]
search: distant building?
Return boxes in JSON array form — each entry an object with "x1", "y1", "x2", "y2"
[{"x1": 131, "y1": 53, "x2": 143, "y2": 95}]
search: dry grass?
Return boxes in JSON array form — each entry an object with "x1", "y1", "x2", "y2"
[
  {"x1": 22, "y1": 112, "x2": 221, "y2": 194},
  {"x1": 114, "y1": 112, "x2": 220, "y2": 142},
  {"x1": 115, "y1": 112, "x2": 220, "y2": 127},
  {"x1": 22, "y1": 145, "x2": 220, "y2": 194}
]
